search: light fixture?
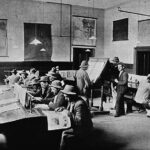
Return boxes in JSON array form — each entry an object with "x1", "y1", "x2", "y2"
[
  {"x1": 88, "y1": 0, "x2": 96, "y2": 40},
  {"x1": 86, "y1": 49, "x2": 91, "y2": 52},
  {"x1": 30, "y1": 24, "x2": 42, "y2": 45},
  {"x1": 40, "y1": 48, "x2": 46, "y2": 52},
  {"x1": 89, "y1": 36, "x2": 96, "y2": 40}
]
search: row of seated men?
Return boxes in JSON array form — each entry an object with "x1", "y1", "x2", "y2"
[{"x1": 2, "y1": 64, "x2": 93, "y2": 150}]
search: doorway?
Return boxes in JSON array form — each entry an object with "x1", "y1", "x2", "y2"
[
  {"x1": 135, "y1": 47, "x2": 150, "y2": 75},
  {"x1": 73, "y1": 47, "x2": 95, "y2": 70}
]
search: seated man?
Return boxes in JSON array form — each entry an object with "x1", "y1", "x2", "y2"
[
  {"x1": 19, "y1": 70, "x2": 30, "y2": 87},
  {"x1": 25, "y1": 78, "x2": 41, "y2": 109},
  {"x1": 56, "y1": 84, "x2": 93, "y2": 150},
  {"x1": 31, "y1": 76, "x2": 53, "y2": 105},
  {"x1": 4, "y1": 69, "x2": 20, "y2": 86},
  {"x1": 48, "y1": 80, "x2": 67, "y2": 110},
  {"x1": 134, "y1": 74, "x2": 150, "y2": 116},
  {"x1": 27, "y1": 78, "x2": 41, "y2": 95}
]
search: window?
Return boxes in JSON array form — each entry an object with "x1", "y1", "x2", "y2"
[
  {"x1": 113, "y1": 18, "x2": 128, "y2": 41},
  {"x1": 24, "y1": 23, "x2": 52, "y2": 61},
  {"x1": 0, "y1": 20, "x2": 7, "y2": 56}
]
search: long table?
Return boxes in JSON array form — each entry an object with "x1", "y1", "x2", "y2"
[{"x1": 0, "y1": 84, "x2": 71, "y2": 131}]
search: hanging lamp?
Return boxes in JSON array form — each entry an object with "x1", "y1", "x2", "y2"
[
  {"x1": 30, "y1": 24, "x2": 42, "y2": 45},
  {"x1": 88, "y1": 0, "x2": 96, "y2": 40}
]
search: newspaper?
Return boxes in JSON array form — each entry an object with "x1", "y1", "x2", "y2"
[{"x1": 42, "y1": 110, "x2": 71, "y2": 131}]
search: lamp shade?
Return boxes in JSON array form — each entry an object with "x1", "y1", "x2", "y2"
[
  {"x1": 89, "y1": 36, "x2": 96, "y2": 40},
  {"x1": 30, "y1": 38, "x2": 42, "y2": 45}
]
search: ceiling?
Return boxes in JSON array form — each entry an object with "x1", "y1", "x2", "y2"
[{"x1": 34, "y1": 0, "x2": 136, "y2": 9}]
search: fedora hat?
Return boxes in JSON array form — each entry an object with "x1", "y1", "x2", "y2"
[
  {"x1": 30, "y1": 68, "x2": 36, "y2": 74},
  {"x1": 50, "y1": 80, "x2": 62, "y2": 89},
  {"x1": 79, "y1": 60, "x2": 89, "y2": 68},
  {"x1": 111, "y1": 57, "x2": 120, "y2": 63},
  {"x1": 20, "y1": 70, "x2": 28, "y2": 75},
  {"x1": 46, "y1": 71, "x2": 56, "y2": 76},
  {"x1": 61, "y1": 85, "x2": 76, "y2": 95},
  {"x1": 39, "y1": 76, "x2": 49, "y2": 82},
  {"x1": 11, "y1": 69, "x2": 17, "y2": 74},
  {"x1": 117, "y1": 62, "x2": 126, "y2": 68}
]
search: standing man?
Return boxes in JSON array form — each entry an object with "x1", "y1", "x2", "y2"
[
  {"x1": 75, "y1": 60, "x2": 91, "y2": 107},
  {"x1": 109, "y1": 57, "x2": 120, "y2": 109},
  {"x1": 114, "y1": 62, "x2": 128, "y2": 117}
]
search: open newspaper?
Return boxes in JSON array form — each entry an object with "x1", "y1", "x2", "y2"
[{"x1": 42, "y1": 110, "x2": 71, "y2": 131}]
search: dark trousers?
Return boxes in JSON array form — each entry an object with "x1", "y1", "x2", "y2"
[
  {"x1": 60, "y1": 128, "x2": 78, "y2": 150},
  {"x1": 115, "y1": 92, "x2": 125, "y2": 116},
  {"x1": 60, "y1": 128, "x2": 92, "y2": 150}
]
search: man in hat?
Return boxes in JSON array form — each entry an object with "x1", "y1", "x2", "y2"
[
  {"x1": 46, "y1": 67, "x2": 62, "y2": 82},
  {"x1": 75, "y1": 60, "x2": 91, "y2": 107},
  {"x1": 48, "y1": 80, "x2": 67, "y2": 110},
  {"x1": 31, "y1": 76, "x2": 53, "y2": 104},
  {"x1": 134, "y1": 74, "x2": 150, "y2": 117},
  {"x1": 27, "y1": 78, "x2": 41, "y2": 95},
  {"x1": 19, "y1": 70, "x2": 29, "y2": 87},
  {"x1": 28, "y1": 68, "x2": 37, "y2": 81},
  {"x1": 56, "y1": 84, "x2": 93, "y2": 150},
  {"x1": 109, "y1": 56, "x2": 120, "y2": 109},
  {"x1": 25, "y1": 78, "x2": 41, "y2": 109},
  {"x1": 114, "y1": 62, "x2": 128, "y2": 117},
  {"x1": 4, "y1": 69, "x2": 19, "y2": 86}
]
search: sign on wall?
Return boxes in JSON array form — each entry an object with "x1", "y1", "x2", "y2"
[{"x1": 72, "y1": 16, "x2": 96, "y2": 46}]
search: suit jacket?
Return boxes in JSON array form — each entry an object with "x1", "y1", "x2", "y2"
[
  {"x1": 68, "y1": 97, "x2": 93, "y2": 135},
  {"x1": 75, "y1": 69, "x2": 91, "y2": 97},
  {"x1": 49, "y1": 91, "x2": 68, "y2": 110},
  {"x1": 33, "y1": 86, "x2": 53, "y2": 104},
  {"x1": 117, "y1": 71, "x2": 128, "y2": 94}
]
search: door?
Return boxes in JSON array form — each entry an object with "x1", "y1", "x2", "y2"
[
  {"x1": 73, "y1": 48, "x2": 94, "y2": 70},
  {"x1": 136, "y1": 47, "x2": 150, "y2": 75}
]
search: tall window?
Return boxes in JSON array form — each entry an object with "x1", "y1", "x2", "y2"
[
  {"x1": 24, "y1": 23, "x2": 52, "y2": 61},
  {"x1": 113, "y1": 18, "x2": 128, "y2": 41},
  {"x1": 0, "y1": 20, "x2": 7, "y2": 56}
]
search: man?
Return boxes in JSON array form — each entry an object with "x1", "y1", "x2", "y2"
[
  {"x1": 48, "y1": 80, "x2": 67, "y2": 110},
  {"x1": 114, "y1": 62, "x2": 128, "y2": 117},
  {"x1": 134, "y1": 74, "x2": 150, "y2": 117},
  {"x1": 4, "y1": 69, "x2": 19, "y2": 86},
  {"x1": 75, "y1": 60, "x2": 91, "y2": 106},
  {"x1": 56, "y1": 84, "x2": 93, "y2": 150},
  {"x1": 19, "y1": 70, "x2": 30, "y2": 87},
  {"x1": 31, "y1": 76, "x2": 53, "y2": 105},
  {"x1": 109, "y1": 57, "x2": 120, "y2": 109}
]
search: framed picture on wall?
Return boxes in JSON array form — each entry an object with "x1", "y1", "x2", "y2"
[{"x1": 72, "y1": 16, "x2": 96, "y2": 46}]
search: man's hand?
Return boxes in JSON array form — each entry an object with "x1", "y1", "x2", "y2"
[
  {"x1": 31, "y1": 97, "x2": 42, "y2": 103},
  {"x1": 114, "y1": 79, "x2": 118, "y2": 83},
  {"x1": 55, "y1": 107, "x2": 65, "y2": 112}
]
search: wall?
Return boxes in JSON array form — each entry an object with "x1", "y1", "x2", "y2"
[
  {"x1": 0, "y1": 0, "x2": 104, "y2": 62},
  {"x1": 104, "y1": 0, "x2": 150, "y2": 66}
]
